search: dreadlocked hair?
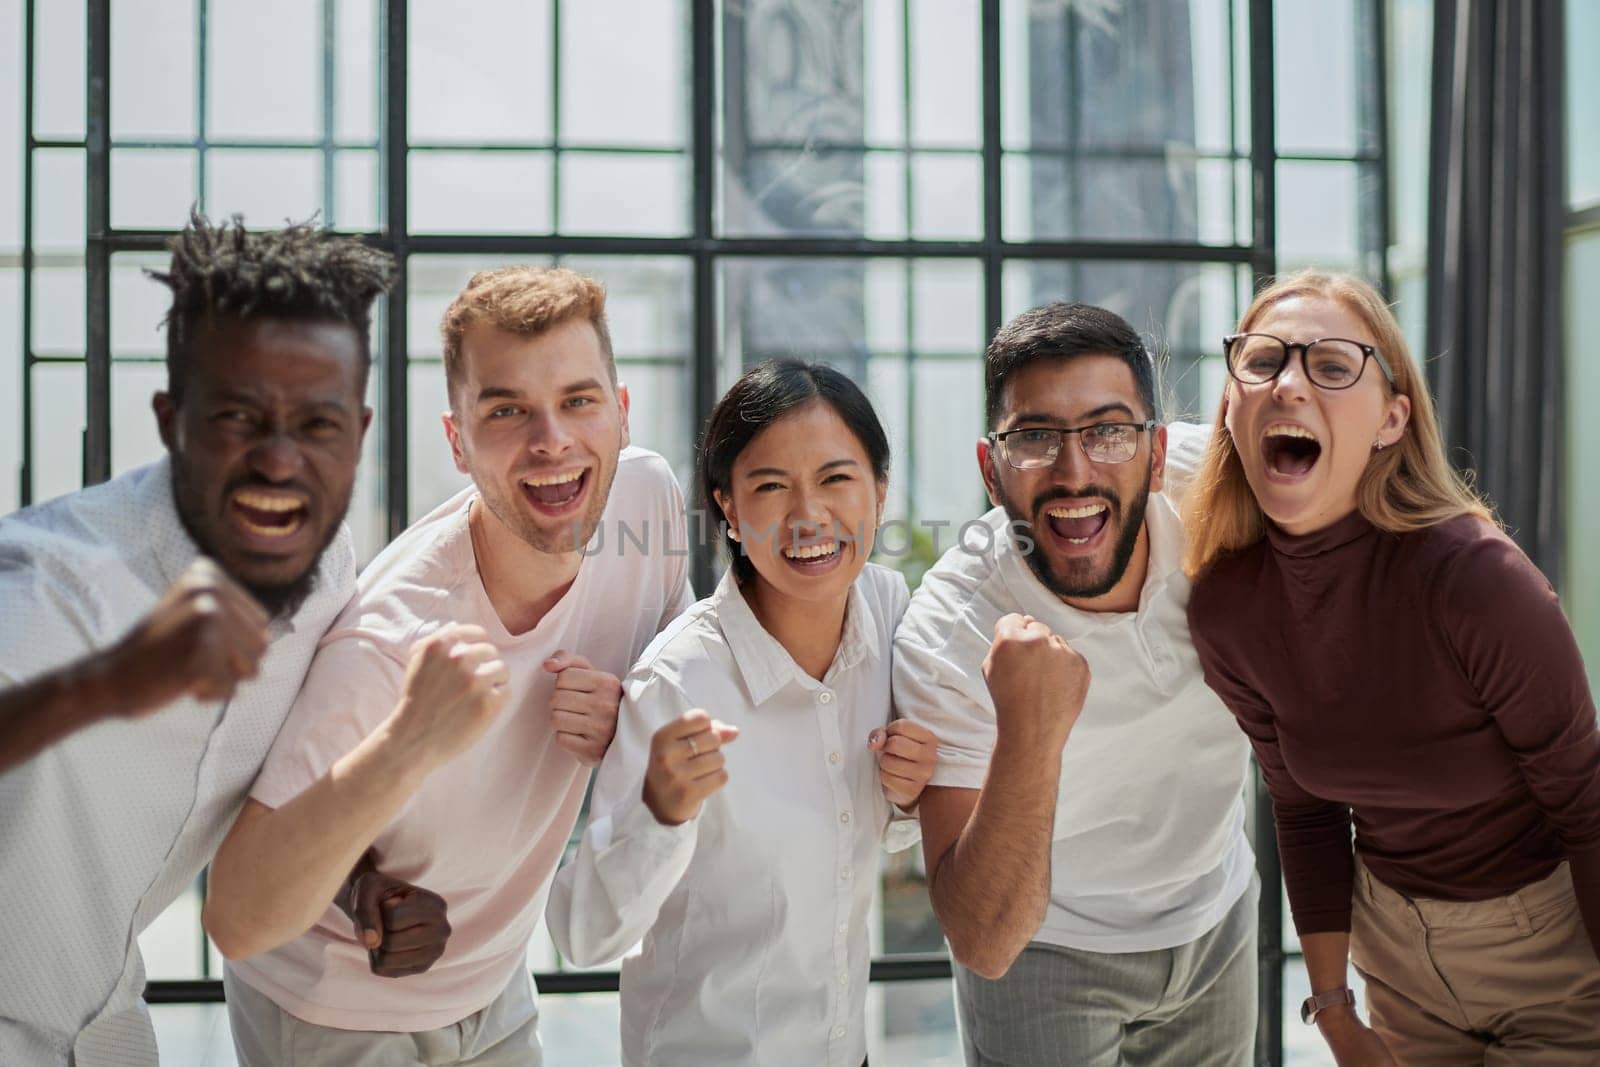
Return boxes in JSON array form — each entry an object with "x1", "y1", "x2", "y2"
[{"x1": 148, "y1": 210, "x2": 396, "y2": 402}]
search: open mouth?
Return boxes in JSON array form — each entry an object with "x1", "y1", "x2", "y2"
[
  {"x1": 521, "y1": 468, "x2": 589, "y2": 515},
  {"x1": 230, "y1": 489, "x2": 309, "y2": 541},
  {"x1": 780, "y1": 538, "x2": 843, "y2": 575},
  {"x1": 1044, "y1": 502, "x2": 1110, "y2": 546},
  {"x1": 1261, "y1": 423, "x2": 1322, "y2": 479}
]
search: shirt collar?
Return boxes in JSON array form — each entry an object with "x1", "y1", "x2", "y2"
[
  {"x1": 1265, "y1": 507, "x2": 1374, "y2": 558},
  {"x1": 710, "y1": 566, "x2": 881, "y2": 708}
]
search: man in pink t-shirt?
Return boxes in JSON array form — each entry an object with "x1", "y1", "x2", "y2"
[{"x1": 203, "y1": 267, "x2": 693, "y2": 1066}]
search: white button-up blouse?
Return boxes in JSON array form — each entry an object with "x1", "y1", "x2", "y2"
[{"x1": 548, "y1": 562, "x2": 919, "y2": 1067}]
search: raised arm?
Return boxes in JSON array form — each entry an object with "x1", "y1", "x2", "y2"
[
  {"x1": 203, "y1": 624, "x2": 508, "y2": 960},
  {"x1": 0, "y1": 558, "x2": 269, "y2": 774},
  {"x1": 913, "y1": 614, "x2": 1087, "y2": 979}
]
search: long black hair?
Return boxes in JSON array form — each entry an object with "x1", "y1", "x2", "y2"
[{"x1": 698, "y1": 359, "x2": 890, "y2": 583}]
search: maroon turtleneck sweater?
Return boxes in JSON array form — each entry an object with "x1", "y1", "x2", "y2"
[{"x1": 1188, "y1": 510, "x2": 1600, "y2": 958}]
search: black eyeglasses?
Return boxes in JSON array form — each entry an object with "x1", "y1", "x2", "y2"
[
  {"x1": 1223, "y1": 333, "x2": 1396, "y2": 390},
  {"x1": 988, "y1": 420, "x2": 1157, "y2": 469}
]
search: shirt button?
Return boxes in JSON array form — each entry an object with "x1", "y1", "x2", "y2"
[
  {"x1": 819, "y1": 691, "x2": 833, "y2": 704},
  {"x1": 828, "y1": 752, "x2": 841, "y2": 764},
  {"x1": 837, "y1": 922, "x2": 848, "y2": 935},
  {"x1": 840, "y1": 811, "x2": 852, "y2": 824},
  {"x1": 838, "y1": 973, "x2": 849, "y2": 985},
  {"x1": 841, "y1": 866, "x2": 852, "y2": 880},
  {"x1": 833, "y1": 1026, "x2": 847, "y2": 1039}
]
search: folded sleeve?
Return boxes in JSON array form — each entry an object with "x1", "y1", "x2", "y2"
[
  {"x1": 547, "y1": 670, "x2": 701, "y2": 967},
  {"x1": 1441, "y1": 531, "x2": 1600, "y2": 957},
  {"x1": 891, "y1": 630, "x2": 994, "y2": 791},
  {"x1": 248, "y1": 632, "x2": 406, "y2": 811}
]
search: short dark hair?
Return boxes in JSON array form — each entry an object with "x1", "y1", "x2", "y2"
[
  {"x1": 698, "y1": 359, "x2": 890, "y2": 584},
  {"x1": 149, "y1": 211, "x2": 396, "y2": 403},
  {"x1": 985, "y1": 302, "x2": 1157, "y2": 429}
]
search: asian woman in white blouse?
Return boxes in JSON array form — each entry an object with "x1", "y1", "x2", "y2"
[{"x1": 548, "y1": 359, "x2": 939, "y2": 1067}]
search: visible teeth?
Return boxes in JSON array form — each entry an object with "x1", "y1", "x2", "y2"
[
  {"x1": 1045, "y1": 503, "x2": 1108, "y2": 519},
  {"x1": 1264, "y1": 423, "x2": 1317, "y2": 441},
  {"x1": 525, "y1": 470, "x2": 584, "y2": 487},
  {"x1": 233, "y1": 490, "x2": 304, "y2": 513},
  {"x1": 784, "y1": 542, "x2": 838, "y2": 560},
  {"x1": 236, "y1": 512, "x2": 305, "y2": 538},
  {"x1": 1066, "y1": 537, "x2": 1090, "y2": 545}
]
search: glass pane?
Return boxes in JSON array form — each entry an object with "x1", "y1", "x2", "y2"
[
  {"x1": 908, "y1": 0, "x2": 980, "y2": 148},
  {"x1": 32, "y1": 266, "x2": 85, "y2": 357},
  {"x1": 136, "y1": 882, "x2": 203, "y2": 981},
  {"x1": 1275, "y1": 0, "x2": 1374, "y2": 156},
  {"x1": 909, "y1": 153, "x2": 981, "y2": 240},
  {"x1": 560, "y1": 0, "x2": 687, "y2": 147},
  {"x1": 1568, "y1": 0, "x2": 1600, "y2": 209},
  {"x1": 1001, "y1": 260, "x2": 1249, "y2": 420},
  {"x1": 999, "y1": 0, "x2": 1247, "y2": 243},
  {"x1": 1003, "y1": 154, "x2": 1240, "y2": 244},
  {"x1": 0, "y1": 266, "x2": 19, "y2": 513},
  {"x1": 717, "y1": 257, "x2": 986, "y2": 536},
  {"x1": 561, "y1": 255, "x2": 694, "y2": 483},
  {"x1": 867, "y1": 977, "x2": 962, "y2": 1065},
  {"x1": 334, "y1": 0, "x2": 380, "y2": 144},
  {"x1": 111, "y1": 361, "x2": 167, "y2": 476},
  {"x1": 1276, "y1": 160, "x2": 1383, "y2": 277},
  {"x1": 558, "y1": 153, "x2": 689, "y2": 237},
  {"x1": 333, "y1": 149, "x2": 379, "y2": 231},
  {"x1": 1388, "y1": 0, "x2": 1434, "y2": 258},
  {"x1": 1565, "y1": 231, "x2": 1600, "y2": 687},
  {"x1": 0, "y1": 0, "x2": 20, "y2": 254},
  {"x1": 112, "y1": 253, "x2": 170, "y2": 358},
  {"x1": 407, "y1": 360, "x2": 469, "y2": 522},
  {"x1": 33, "y1": 0, "x2": 85, "y2": 141},
  {"x1": 207, "y1": 0, "x2": 321, "y2": 140},
  {"x1": 408, "y1": 0, "x2": 552, "y2": 145},
  {"x1": 112, "y1": 0, "x2": 197, "y2": 140},
  {"x1": 31, "y1": 148, "x2": 86, "y2": 253},
  {"x1": 112, "y1": 149, "x2": 199, "y2": 231},
  {"x1": 31, "y1": 361, "x2": 85, "y2": 504},
  {"x1": 205, "y1": 149, "x2": 323, "y2": 225},
  {"x1": 408, "y1": 151, "x2": 554, "y2": 235}
]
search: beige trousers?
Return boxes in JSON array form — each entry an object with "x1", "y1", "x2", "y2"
[{"x1": 1349, "y1": 860, "x2": 1600, "y2": 1065}]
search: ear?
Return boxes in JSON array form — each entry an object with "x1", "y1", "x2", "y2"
[
  {"x1": 875, "y1": 476, "x2": 887, "y2": 523},
  {"x1": 153, "y1": 392, "x2": 178, "y2": 452},
  {"x1": 1148, "y1": 423, "x2": 1168, "y2": 495},
  {"x1": 976, "y1": 436, "x2": 1002, "y2": 508},
  {"x1": 358, "y1": 405, "x2": 374, "y2": 442},
  {"x1": 443, "y1": 410, "x2": 469, "y2": 475},
  {"x1": 1378, "y1": 392, "x2": 1411, "y2": 449},
  {"x1": 712, "y1": 487, "x2": 739, "y2": 540},
  {"x1": 616, "y1": 381, "x2": 632, "y2": 449}
]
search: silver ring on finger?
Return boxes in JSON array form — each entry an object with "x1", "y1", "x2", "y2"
[{"x1": 685, "y1": 736, "x2": 699, "y2": 758}]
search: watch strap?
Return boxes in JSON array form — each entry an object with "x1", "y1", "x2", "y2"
[{"x1": 1300, "y1": 986, "x2": 1356, "y2": 1025}]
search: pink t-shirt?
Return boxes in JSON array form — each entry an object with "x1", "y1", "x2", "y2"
[{"x1": 230, "y1": 447, "x2": 692, "y2": 1031}]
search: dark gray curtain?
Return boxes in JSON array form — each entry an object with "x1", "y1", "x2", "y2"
[{"x1": 1425, "y1": 0, "x2": 1566, "y2": 583}]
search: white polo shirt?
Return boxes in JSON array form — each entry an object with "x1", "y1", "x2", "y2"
[
  {"x1": 0, "y1": 459, "x2": 356, "y2": 1066},
  {"x1": 893, "y1": 424, "x2": 1254, "y2": 953},
  {"x1": 547, "y1": 562, "x2": 919, "y2": 1067}
]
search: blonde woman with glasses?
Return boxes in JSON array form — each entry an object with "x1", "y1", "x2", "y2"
[{"x1": 1182, "y1": 270, "x2": 1600, "y2": 1065}]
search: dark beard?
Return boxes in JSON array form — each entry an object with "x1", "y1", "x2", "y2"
[
  {"x1": 995, "y1": 467, "x2": 1153, "y2": 601},
  {"x1": 168, "y1": 463, "x2": 348, "y2": 620}
]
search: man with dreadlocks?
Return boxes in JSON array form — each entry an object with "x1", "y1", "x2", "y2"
[{"x1": 0, "y1": 213, "x2": 394, "y2": 1065}]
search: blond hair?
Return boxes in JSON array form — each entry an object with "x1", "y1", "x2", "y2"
[
  {"x1": 439, "y1": 266, "x2": 614, "y2": 400},
  {"x1": 1182, "y1": 270, "x2": 1493, "y2": 578}
]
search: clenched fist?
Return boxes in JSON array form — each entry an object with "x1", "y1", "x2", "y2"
[
  {"x1": 338, "y1": 850, "x2": 452, "y2": 979},
  {"x1": 982, "y1": 613, "x2": 1090, "y2": 753},
  {"x1": 386, "y1": 623, "x2": 510, "y2": 770},
  {"x1": 869, "y1": 719, "x2": 938, "y2": 809},
  {"x1": 642, "y1": 709, "x2": 740, "y2": 826},
  {"x1": 544, "y1": 650, "x2": 622, "y2": 765},
  {"x1": 95, "y1": 557, "x2": 271, "y2": 716}
]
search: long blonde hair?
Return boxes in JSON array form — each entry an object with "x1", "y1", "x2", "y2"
[{"x1": 1182, "y1": 270, "x2": 1493, "y2": 578}]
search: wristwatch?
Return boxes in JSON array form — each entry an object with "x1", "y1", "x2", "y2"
[{"x1": 1301, "y1": 987, "x2": 1356, "y2": 1025}]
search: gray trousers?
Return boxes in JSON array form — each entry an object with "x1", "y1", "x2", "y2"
[
  {"x1": 954, "y1": 876, "x2": 1259, "y2": 1067},
  {"x1": 223, "y1": 967, "x2": 543, "y2": 1067}
]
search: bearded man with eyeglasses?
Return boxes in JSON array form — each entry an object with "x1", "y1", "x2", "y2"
[{"x1": 893, "y1": 303, "x2": 1260, "y2": 1066}]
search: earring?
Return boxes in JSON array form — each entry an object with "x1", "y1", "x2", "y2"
[
  {"x1": 728, "y1": 526, "x2": 741, "y2": 542},
  {"x1": 1373, "y1": 439, "x2": 1385, "y2": 452}
]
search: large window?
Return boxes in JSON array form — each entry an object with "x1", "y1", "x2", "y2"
[{"x1": 1, "y1": 2, "x2": 1394, "y2": 1063}]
